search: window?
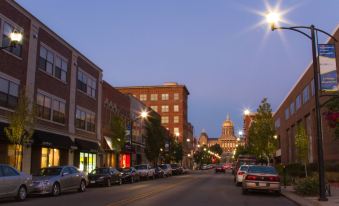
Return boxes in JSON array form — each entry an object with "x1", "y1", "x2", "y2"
[
  {"x1": 79, "y1": 152, "x2": 96, "y2": 173},
  {"x1": 150, "y1": 106, "x2": 158, "y2": 112},
  {"x1": 161, "y1": 93, "x2": 169, "y2": 100},
  {"x1": 285, "y1": 108, "x2": 289, "y2": 120},
  {"x1": 311, "y1": 79, "x2": 315, "y2": 96},
  {"x1": 161, "y1": 116, "x2": 169, "y2": 124},
  {"x1": 77, "y1": 69, "x2": 97, "y2": 98},
  {"x1": 290, "y1": 102, "x2": 295, "y2": 115},
  {"x1": 41, "y1": 147, "x2": 60, "y2": 168},
  {"x1": 0, "y1": 77, "x2": 19, "y2": 109},
  {"x1": 7, "y1": 145, "x2": 22, "y2": 171},
  {"x1": 150, "y1": 94, "x2": 158, "y2": 101},
  {"x1": 161, "y1": 105, "x2": 169, "y2": 112},
  {"x1": 174, "y1": 105, "x2": 179, "y2": 112},
  {"x1": 39, "y1": 45, "x2": 68, "y2": 82},
  {"x1": 140, "y1": 94, "x2": 147, "y2": 101},
  {"x1": 174, "y1": 93, "x2": 179, "y2": 100},
  {"x1": 275, "y1": 118, "x2": 280, "y2": 129},
  {"x1": 174, "y1": 116, "x2": 179, "y2": 123},
  {"x1": 2, "y1": 22, "x2": 22, "y2": 57},
  {"x1": 76, "y1": 108, "x2": 95, "y2": 132},
  {"x1": 303, "y1": 86, "x2": 310, "y2": 103},
  {"x1": 296, "y1": 95, "x2": 301, "y2": 110},
  {"x1": 37, "y1": 92, "x2": 65, "y2": 124},
  {"x1": 174, "y1": 127, "x2": 179, "y2": 135}
]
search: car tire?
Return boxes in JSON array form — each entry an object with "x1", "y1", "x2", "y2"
[
  {"x1": 106, "y1": 179, "x2": 111, "y2": 187},
  {"x1": 52, "y1": 183, "x2": 60, "y2": 196},
  {"x1": 79, "y1": 180, "x2": 86, "y2": 192},
  {"x1": 16, "y1": 185, "x2": 27, "y2": 201},
  {"x1": 242, "y1": 189, "x2": 248, "y2": 195}
]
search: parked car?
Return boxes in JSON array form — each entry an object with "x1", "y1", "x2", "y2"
[
  {"x1": 170, "y1": 163, "x2": 183, "y2": 175},
  {"x1": 235, "y1": 165, "x2": 249, "y2": 186},
  {"x1": 223, "y1": 163, "x2": 233, "y2": 170},
  {"x1": 88, "y1": 167, "x2": 122, "y2": 187},
  {"x1": 118, "y1": 167, "x2": 140, "y2": 183},
  {"x1": 200, "y1": 164, "x2": 209, "y2": 170},
  {"x1": 154, "y1": 167, "x2": 165, "y2": 178},
  {"x1": 215, "y1": 164, "x2": 226, "y2": 173},
  {"x1": 32, "y1": 166, "x2": 87, "y2": 196},
  {"x1": 159, "y1": 164, "x2": 172, "y2": 177},
  {"x1": 135, "y1": 164, "x2": 155, "y2": 180},
  {"x1": 0, "y1": 164, "x2": 33, "y2": 201},
  {"x1": 242, "y1": 165, "x2": 281, "y2": 195}
]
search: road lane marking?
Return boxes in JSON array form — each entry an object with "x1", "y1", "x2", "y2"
[{"x1": 106, "y1": 176, "x2": 199, "y2": 206}]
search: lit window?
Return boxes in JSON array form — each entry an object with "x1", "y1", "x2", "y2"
[
  {"x1": 161, "y1": 94, "x2": 169, "y2": 100},
  {"x1": 174, "y1": 105, "x2": 179, "y2": 112},
  {"x1": 0, "y1": 77, "x2": 19, "y2": 109},
  {"x1": 39, "y1": 45, "x2": 68, "y2": 82},
  {"x1": 161, "y1": 105, "x2": 169, "y2": 112},
  {"x1": 77, "y1": 69, "x2": 97, "y2": 98},
  {"x1": 2, "y1": 22, "x2": 22, "y2": 57},
  {"x1": 303, "y1": 86, "x2": 310, "y2": 103},
  {"x1": 161, "y1": 116, "x2": 169, "y2": 124},
  {"x1": 174, "y1": 127, "x2": 179, "y2": 135},
  {"x1": 140, "y1": 94, "x2": 147, "y2": 101},
  {"x1": 150, "y1": 94, "x2": 158, "y2": 101},
  {"x1": 174, "y1": 116, "x2": 179, "y2": 123},
  {"x1": 150, "y1": 106, "x2": 158, "y2": 112},
  {"x1": 174, "y1": 93, "x2": 179, "y2": 100}
]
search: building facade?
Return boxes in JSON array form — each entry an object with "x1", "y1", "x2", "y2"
[
  {"x1": 0, "y1": 0, "x2": 102, "y2": 174},
  {"x1": 242, "y1": 112, "x2": 256, "y2": 146},
  {"x1": 273, "y1": 25, "x2": 339, "y2": 164}
]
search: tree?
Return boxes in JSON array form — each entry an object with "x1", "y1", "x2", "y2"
[
  {"x1": 171, "y1": 141, "x2": 183, "y2": 163},
  {"x1": 5, "y1": 89, "x2": 35, "y2": 171},
  {"x1": 234, "y1": 145, "x2": 251, "y2": 159},
  {"x1": 295, "y1": 124, "x2": 309, "y2": 177},
  {"x1": 210, "y1": 144, "x2": 223, "y2": 156},
  {"x1": 110, "y1": 115, "x2": 126, "y2": 152},
  {"x1": 247, "y1": 98, "x2": 277, "y2": 165},
  {"x1": 144, "y1": 115, "x2": 165, "y2": 166}
]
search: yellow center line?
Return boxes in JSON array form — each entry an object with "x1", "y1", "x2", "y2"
[{"x1": 106, "y1": 176, "x2": 199, "y2": 206}]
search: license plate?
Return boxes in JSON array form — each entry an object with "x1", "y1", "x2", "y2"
[
  {"x1": 259, "y1": 182, "x2": 267, "y2": 187},
  {"x1": 90, "y1": 180, "x2": 95, "y2": 184}
]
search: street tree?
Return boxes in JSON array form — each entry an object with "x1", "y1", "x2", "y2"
[
  {"x1": 110, "y1": 115, "x2": 126, "y2": 152},
  {"x1": 5, "y1": 89, "x2": 35, "y2": 170},
  {"x1": 247, "y1": 98, "x2": 277, "y2": 165},
  {"x1": 210, "y1": 144, "x2": 223, "y2": 156},
  {"x1": 234, "y1": 145, "x2": 251, "y2": 159},
  {"x1": 295, "y1": 124, "x2": 309, "y2": 177},
  {"x1": 171, "y1": 141, "x2": 183, "y2": 163},
  {"x1": 144, "y1": 115, "x2": 165, "y2": 166}
]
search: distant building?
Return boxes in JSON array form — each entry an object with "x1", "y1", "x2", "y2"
[{"x1": 242, "y1": 112, "x2": 256, "y2": 146}]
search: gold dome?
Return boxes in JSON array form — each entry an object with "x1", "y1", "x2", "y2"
[{"x1": 222, "y1": 114, "x2": 233, "y2": 127}]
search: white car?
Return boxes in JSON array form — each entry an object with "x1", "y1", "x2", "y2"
[
  {"x1": 159, "y1": 164, "x2": 172, "y2": 177},
  {"x1": 235, "y1": 165, "x2": 249, "y2": 186},
  {"x1": 134, "y1": 164, "x2": 155, "y2": 180}
]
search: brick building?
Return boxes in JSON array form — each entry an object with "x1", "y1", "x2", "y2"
[
  {"x1": 273, "y1": 25, "x2": 339, "y2": 164},
  {"x1": 117, "y1": 82, "x2": 191, "y2": 143},
  {"x1": 242, "y1": 112, "x2": 256, "y2": 146},
  {"x1": 0, "y1": 0, "x2": 103, "y2": 174}
]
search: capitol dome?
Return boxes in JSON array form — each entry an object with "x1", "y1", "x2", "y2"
[{"x1": 222, "y1": 114, "x2": 233, "y2": 127}]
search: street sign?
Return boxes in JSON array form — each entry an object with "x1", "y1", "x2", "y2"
[{"x1": 318, "y1": 44, "x2": 338, "y2": 91}]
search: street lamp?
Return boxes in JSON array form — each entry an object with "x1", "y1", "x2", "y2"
[
  {"x1": 266, "y1": 11, "x2": 338, "y2": 201},
  {"x1": 0, "y1": 31, "x2": 23, "y2": 50},
  {"x1": 243, "y1": 109, "x2": 251, "y2": 116}
]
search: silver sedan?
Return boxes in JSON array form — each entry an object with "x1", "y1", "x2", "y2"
[
  {"x1": 0, "y1": 164, "x2": 33, "y2": 201},
  {"x1": 32, "y1": 166, "x2": 88, "y2": 196}
]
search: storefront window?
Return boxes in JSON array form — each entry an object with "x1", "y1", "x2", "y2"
[
  {"x1": 7, "y1": 144, "x2": 22, "y2": 171},
  {"x1": 105, "y1": 153, "x2": 116, "y2": 167},
  {"x1": 119, "y1": 153, "x2": 130, "y2": 168},
  {"x1": 79, "y1": 152, "x2": 96, "y2": 173},
  {"x1": 41, "y1": 147, "x2": 60, "y2": 168}
]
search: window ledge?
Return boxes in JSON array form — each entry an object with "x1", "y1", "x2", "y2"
[
  {"x1": 38, "y1": 68, "x2": 67, "y2": 85},
  {"x1": 75, "y1": 127, "x2": 96, "y2": 134},
  {"x1": 37, "y1": 117, "x2": 66, "y2": 127},
  {"x1": 1, "y1": 49, "x2": 23, "y2": 61},
  {"x1": 76, "y1": 89, "x2": 97, "y2": 101}
]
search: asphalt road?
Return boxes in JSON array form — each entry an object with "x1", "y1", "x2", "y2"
[{"x1": 0, "y1": 170, "x2": 297, "y2": 206}]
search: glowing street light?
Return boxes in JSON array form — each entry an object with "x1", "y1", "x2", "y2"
[
  {"x1": 203, "y1": 148, "x2": 206, "y2": 151},
  {"x1": 266, "y1": 11, "x2": 281, "y2": 30},
  {"x1": 186, "y1": 138, "x2": 190, "y2": 142},
  {"x1": 273, "y1": 135, "x2": 278, "y2": 139},
  {"x1": 140, "y1": 110, "x2": 149, "y2": 119},
  {"x1": 243, "y1": 109, "x2": 251, "y2": 116},
  {"x1": 1, "y1": 31, "x2": 23, "y2": 50}
]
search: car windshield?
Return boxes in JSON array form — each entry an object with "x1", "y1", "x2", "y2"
[
  {"x1": 239, "y1": 166, "x2": 248, "y2": 171},
  {"x1": 37, "y1": 168, "x2": 62, "y2": 176},
  {"x1": 90, "y1": 168, "x2": 110, "y2": 175},
  {"x1": 159, "y1": 165, "x2": 167, "y2": 169},
  {"x1": 247, "y1": 166, "x2": 277, "y2": 174},
  {"x1": 135, "y1": 165, "x2": 147, "y2": 170}
]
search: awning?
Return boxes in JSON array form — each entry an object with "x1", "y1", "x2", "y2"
[
  {"x1": 103, "y1": 136, "x2": 113, "y2": 151},
  {"x1": 75, "y1": 138, "x2": 100, "y2": 153},
  {"x1": 33, "y1": 130, "x2": 74, "y2": 150}
]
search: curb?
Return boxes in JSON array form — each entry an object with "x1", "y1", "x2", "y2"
[{"x1": 281, "y1": 190, "x2": 321, "y2": 206}]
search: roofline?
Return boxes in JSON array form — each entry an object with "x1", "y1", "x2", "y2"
[
  {"x1": 9, "y1": 0, "x2": 102, "y2": 73},
  {"x1": 116, "y1": 84, "x2": 190, "y2": 95},
  {"x1": 274, "y1": 24, "x2": 339, "y2": 116}
]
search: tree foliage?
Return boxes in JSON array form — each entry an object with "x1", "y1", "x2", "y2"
[
  {"x1": 247, "y1": 98, "x2": 277, "y2": 164},
  {"x1": 144, "y1": 115, "x2": 165, "y2": 166},
  {"x1": 210, "y1": 144, "x2": 223, "y2": 156},
  {"x1": 5, "y1": 89, "x2": 35, "y2": 170},
  {"x1": 234, "y1": 145, "x2": 251, "y2": 159},
  {"x1": 193, "y1": 145, "x2": 212, "y2": 166},
  {"x1": 170, "y1": 141, "x2": 183, "y2": 163},
  {"x1": 295, "y1": 124, "x2": 309, "y2": 176},
  {"x1": 110, "y1": 115, "x2": 126, "y2": 152}
]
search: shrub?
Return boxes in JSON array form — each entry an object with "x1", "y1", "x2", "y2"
[{"x1": 294, "y1": 176, "x2": 319, "y2": 196}]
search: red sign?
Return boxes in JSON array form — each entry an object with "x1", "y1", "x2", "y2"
[{"x1": 119, "y1": 153, "x2": 130, "y2": 168}]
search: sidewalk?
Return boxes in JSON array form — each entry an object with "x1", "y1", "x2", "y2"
[{"x1": 281, "y1": 185, "x2": 339, "y2": 206}]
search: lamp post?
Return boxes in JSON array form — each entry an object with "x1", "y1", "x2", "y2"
[
  {"x1": 129, "y1": 110, "x2": 149, "y2": 167},
  {"x1": 0, "y1": 31, "x2": 23, "y2": 50},
  {"x1": 266, "y1": 11, "x2": 338, "y2": 201}
]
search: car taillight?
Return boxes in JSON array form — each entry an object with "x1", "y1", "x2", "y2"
[
  {"x1": 245, "y1": 175, "x2": 257, "y2": 180},
  {"x1": 267, "y1": 176, "x2": 280, "y2": 182},
  {"x1": 238, "y1": 171, "x2": 245, "y2": 175}
]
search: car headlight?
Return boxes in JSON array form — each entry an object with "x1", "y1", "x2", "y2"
[{"x1": 42, "y1": 180, "x2": 51, "y2": 185}]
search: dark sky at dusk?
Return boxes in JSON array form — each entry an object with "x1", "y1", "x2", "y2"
[{"x1": 17, "y1": 0, "x2": 339, "y2": 138}]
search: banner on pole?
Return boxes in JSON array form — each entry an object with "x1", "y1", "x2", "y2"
[{"x1": 318, "y1": 44, "x2": 338, "y2": 91}]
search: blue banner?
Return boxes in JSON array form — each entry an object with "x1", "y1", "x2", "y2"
[{"x1": 318, "y1": 44, "x2": 338, "y2": 91}]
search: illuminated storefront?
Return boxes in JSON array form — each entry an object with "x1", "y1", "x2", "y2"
[
  {"x1": 74, "y1": 138, "x2": 99, "y2": 173},
  {"x1": 79, "y1": 152, "x2": 96, "y2": 173},
  {"x1": 41, "y1": 147, "x2": 60, "y2": 168},
  {"x1": 119, "y1": 153, "x2": 130, "y2": 168}
]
